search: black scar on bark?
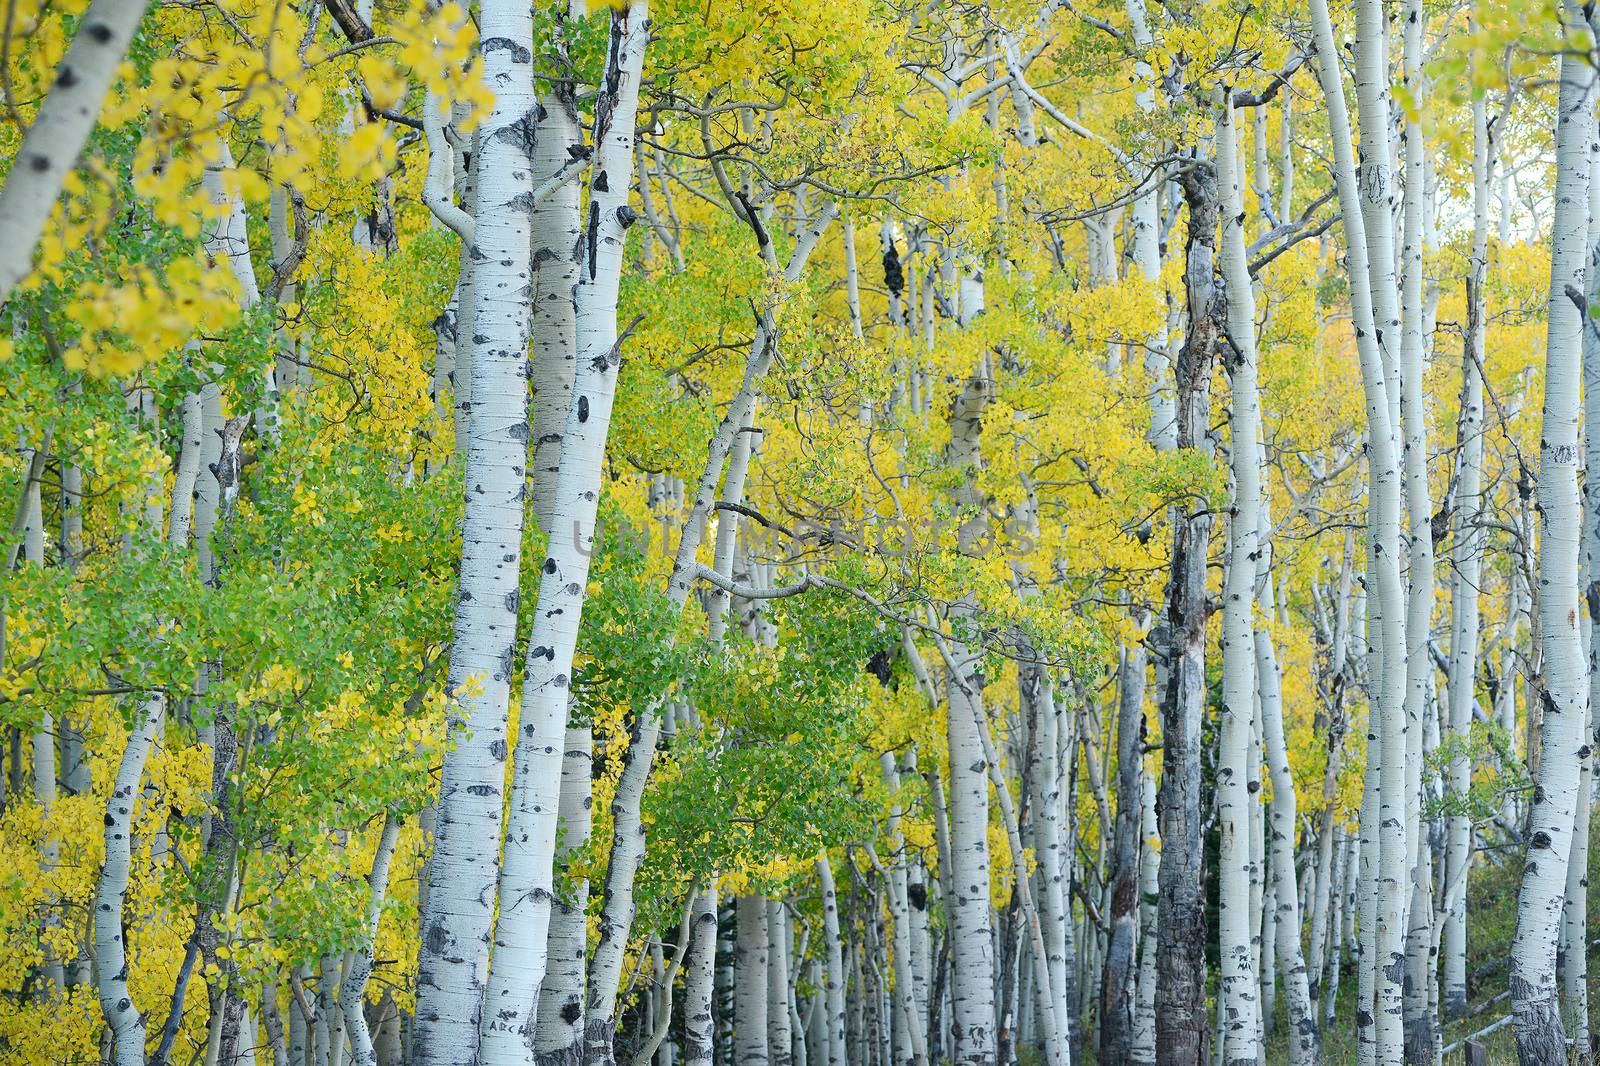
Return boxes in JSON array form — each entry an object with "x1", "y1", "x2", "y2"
[
  {"x1": 87, "y1": 21, "x2": 113, "y2": 42},
  {"x1": 481, "y1": 36, "x2": 533, "y2": 63},
  {"x1": 866, "y1": 647, "x2": 893, "y2": 686},
  {"x1": 578, "y1": 396, "x2": 590, "y2": 423},
  {"x1": 587, "y1": 202, "x2": 600, "y2": 278},
  {"x1": 882, "y1": 238, "x2": 903, "y2": 297}
]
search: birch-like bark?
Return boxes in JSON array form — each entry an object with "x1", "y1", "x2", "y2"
[
  {"x1": 1252, "y1": 508, "x2": 1318, "y2": 1066},
  {"x1": 1572, "y1": 39, "x2": 1600, "y2": 1061},
  {"x1": 881, "y1": 754, "x2": 928, "y2": 1066},
  {"x1": 96, "y1": 691, "x2": 164, "y2": 1065},
  {"x1": 1215, "y1": 97, "x2": 1261, "y2": 1066},
  {"x1": 93, "y1": 387, "x2": 180, "y2": 1066},
  {"x1": 1443, "y1": 60, "x2": 1492, "y2": 1020},
  {"x1": 1563, "y1": 696, "x2": 1592, "y2": 1058},
  {"x1": 342, "y1": 814, "x2": 401, "y2": 1066},
  {"x1": 1511, "y1": 10, "x2": 1596, "y2": 1061},
  {"x1": 767, "y1": 900, "x2": 794, "y2": 1066},
  {"x1": 19, "y1": 483, "x2": 62, "y2": 995},
  {"x1": 1396, "y1": 1, "x2": 1438, "y2": 1056},
  {"x1": 1017, "y1": 653, "x2": 1069, "y2": 1058},
  {"x1": 1100, "y1": 637, "x2": 1145, "y2": 1066},
  {"x1": 411, "y1": 0, "x2": 543, "y2": 1054},
  {"x1": 482, "y1": 15, "x2": 649, "y2": 1064},
  {"x1": 1306, "y1": 0, "x2": 1410, "y2": 1059},
  {"x1": 818, "y1": 855, "x2": 849, "y2": 1066},
  {"x1": 169, "y1": 392, "x2": 204, "y2": 547},
  {"x1": 0, "y1": 0, "x2": 152, "y2": 303},
  {"x1": 923, "y1": 620, "x2": 1063, "y2": 1066},
  {"x1": 1130, "y1": 771, "x2": 1159, "y2": 1066},
  {"x1": 1327, "y1": 829, "x2": 1357, "y2": 1026},
  {"x1": 1308, "y1": 541, "x2": 1354, "y2": 1012},
  {"x1": 675, "y1": 398, "x2": 761, "y2": 1066},
  {"x1": 843, "y1": 221, "x2": 866, "y2": 341},
  {"x1": 735, "y1": 897, "x2": 770, "y2": 1066},
  {"x1": 1356, "y1": 697, "x2": 1381, "y2": 1066},
  {"x1": 528, "y1": 58, "x2": 584, "y2": 533},
  {"x1": 535, "y1": 726, "x2": 594, "y2": 1066},
  {"x1": 683, "y1": 888, "x2": 719, "y2": 1066},
  {"x1": 943, "y1": 365, "x2": 998, "y2": 1066},
  {"x1": 450, "y1": 128, "x2": 479, "y2": 462}
]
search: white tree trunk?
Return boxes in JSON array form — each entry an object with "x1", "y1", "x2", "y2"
[
  {"x1": 1562, "y1": 710, "x2": 1591, "y2": 1057},
  {"x1": 1443, "y1": 61, "x2": 1493, "y2": 1020},
  {"x1": 169, "y1": 391, "x2": 204, "y2": 546},
  {"x1": 529, "y1": 73, "x2": 584, "y2": 533},
  {"x1": 0, "y1": 0, "x2": 152, "y2": 302},
  {"x1": 1252, "y1": 505, "x2": 1318, "y2": 1066},
  {"x1": 535, "y1": 726, "x2": 594, "y2": 1066},
  {"x1": 1307, "y1": 0, "x2": 1410, "y2": 1059},
  {"x1": 683, "y1": 887, "x2": 719, "y2": 1066},
  {"x1": 768, "y1": 900, "x2": 795, "y2": 1066},
  {"x1": 1130, "y1": 772, "x2": 1159, "y2": 1066},
  {"x1": 411, "y1": 0, "x2": 545, "y2": 1055},
  {"x1": 1396, "y1": 0, "x2": 1438, "y2": 1055},
  {"x1": 473, "y1": 15, "x2": 650, "y2": 1063},
  {"x1": 1511, "y1": 12, "x2": 1596, "y2": 1061},
  {"x1": 1215, "y1": 96, "x2": 1261, "y2": 1066},
  {"x1": 736, "y1": 897, "x2": 770, "y2": 1066},
  {"x1": 881, "y1": 754, "x2": 928, "y2": 1066},
  {"x1": 95, "y1": 690, "x2": 164, "y2": 1066},
  {"x1": 341, "y1": 814, "x2": 401, "y2": 1066},
  {"x1": 818, "y1": 855, "x2": 849, "y2": 1066}
]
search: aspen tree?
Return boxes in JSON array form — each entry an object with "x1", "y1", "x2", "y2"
[
  {"x1": 1215, "y1": 94, "x2": 1262, "y2": 1066},
  {"x1": 340, "y1": 814, "x2": 401, "y2": 1066},
  {"x1": 1254, "y1": 502, "x2": 1318, "y2": 1066},
  {"x1": 1099, "y1": 636, "x2": 1144, "y2": 1066},
  {"x1": 1157, "y1": 130, "x2": 1220, "y2": 1066},
  {"x1": 1442, "y1": 47, "x2": 1494, "y2": 1020},
  {"x1": 1397, "y1": 0, "x2": 1439, "y2": 1055},
  {"x1": 0, "y1": 0, "x2": 153, "y2": 304},
  {"x1": 1510, "y1": 7, "x2": 1596, "y2": 1061},
  {"x1": 411, "y1": 0, "x2": 548, "y2": 1052},
  {"x1": 485, "y1": 15, "x2": 652, "y2": 1062},
  {"x1": 1307, "y1": 0, "x2": 1411, "y2": 1061}
]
